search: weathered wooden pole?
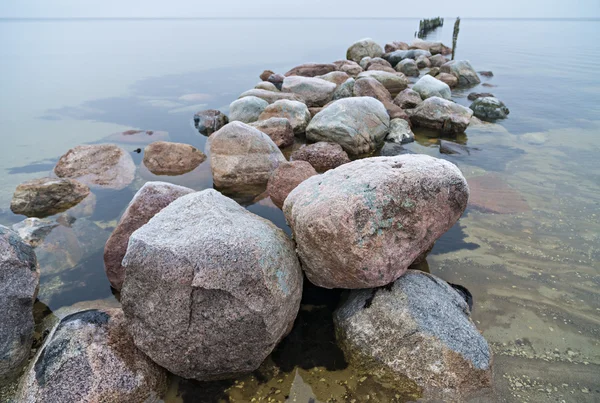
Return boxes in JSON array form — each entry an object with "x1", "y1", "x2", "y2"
[{"x1": 452, "y1": 17, "x2": 461, "y2": 60}]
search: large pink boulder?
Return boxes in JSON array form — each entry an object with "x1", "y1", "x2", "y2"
[{"x1": 283, "y1": 155, "x2": 469, "y2": 289}]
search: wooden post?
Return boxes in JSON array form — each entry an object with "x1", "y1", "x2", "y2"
[{"x1": 452, "y1": 17, "x2": 461, "y2": 60}]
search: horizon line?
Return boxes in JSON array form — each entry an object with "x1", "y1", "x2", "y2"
[{"x1": 1, "y1": 17, "x2": 599, "y2": 21}]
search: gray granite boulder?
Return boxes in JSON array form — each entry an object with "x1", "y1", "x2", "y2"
[
  {"x1": 306, "y1": 97, "x2": 390, "y2": 156},
  {"x1": 429, "y1": 54, "x2": 448, "y2": 68},
  {"x1": 356, "y1": 71, "x2": 408, "y2": 97},
  {"x1": 54, "y1": 144, "x2": 135, "y2": 190},
  {"x1": 290, "y1": 142, "x2": 351, "y2": 172},
  {"x1": 0, "y1": 226, "x2": 39, "y2": 383},
  {"x1": 395, "y1": 59, "x2": 419, "y2": 77},
  {"x1": 412, "y1": 75, "x2": 452, "y2": 100},
  {"x1": 440, "y1": 60, "x2": 481, "y2": 86},
  {"x1": 334, "y1": 270, "x2": 492, "y2": 401},
  {"x1": 346, "y1": 38, "x2": 384, "y2": 63},
  {"x1": 281, "y1": 76, "x2": 337, "y2": 107},
  {"x1": 258, "y1": 99, "x2": 312, "y2": 134},
  {"x1": 249, "y1": 117, "x2": 295, "y2": 148},
  {"x1": 193, "y1": 109, "x2": 229, "y2": 136},
  {"x1": 267, "y1": 161, "x2": 318, "y2": 209},
  {"x1": 470, "y1": 97, "x2": 510, "y2": 121},
  {"x1": 283, "y1": 155, "x2": 469, "y2": 288},
  {"x1": 332, "y1": 78, "x2": 355, "y2": 100},
  {"x1": 386, "y1": 118, "x2": 414, "y2": 144},
  {"x1": 228, "y1": 96, "x2": 269, "y2": 123},
  {"x1": 238, "y1": 88, "x2": 302, "y2": 104},
  {"x1": 121, "y1": 189, "x2": 303, "y2": 380},
  {"x1": 209, "y1": 122, "x2": 286, "y2": 189},
  {"x1": 393, "y1": 88, "x2": 422, "y2": 109},
  {"x1": 17, "y1": 308, "x2": 167, "y2": 402},
  {"x1": 285, "y1": 63, "x2": 337, "y2": 77},
  {"x1": 10, "y1": 178, "x2": 90, "y2": 218},
  {"x1": 410, "y1": 97, "x2": 473, "y2": 134},
  {"x1": 104, "y1": 182, "x2": 194, "y2": 291}
]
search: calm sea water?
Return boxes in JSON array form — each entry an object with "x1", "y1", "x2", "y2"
[{"x1": 0, "y1": 18, "x2": 599, "y2": 402}]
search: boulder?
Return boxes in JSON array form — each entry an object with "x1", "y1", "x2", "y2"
[
  {"x1": 415, "y1": 55, "x2": 431, "y2": 69},
  {"x1": 412, "y1": 75, "x2": 452, "y2": 100},
  {"x1": 367, "y1": 64, "x2": 396, "y2": 73},
  {"x1": 356, "y1": 71, "x2": 408, "y2": 97},
  {"x1": 10, "y1": 178, "x2": 90, "y2": 218},
  {"x1": 429, "y1": 54, "x2": 448, "y2": 67},
  {"x1": 395, "y1": 59, "x2": 419, "y2": 77},
  {"x1": 308, "y1": 107, "x2": 322, "y2": 118},
  {"x1": 410, "y1": 97, "x2": 473, "y2": 134},
  {"x1": 259, "y1": 69, "x2": 275, "y2": 81},
  {"x1": 283, "y1": 155, "x2": 469, "y2": 288},
  {"x1": 17, "y1": 308, "x2": 167, "y2": 402},
  {"x1": 359, "y1": 57, "x2": 372, "y2": 70},
  {"x1": 470, "y1": 97, "x2": 510, "y2": 121},
  {"x1": 384, "y1": 49, "x2": 432, "y2": 66},
  {"x1": 380, "y1": 142, "x2": 413, "y2": 156},
  {"x1": 193, "y1": 109, "x2": 229, "y2": 136},
  {"x1": 238, "y1": 88, "x2": 302, "y2": 104},
  {"x1": 334, "y1": 270, "x2": 492, "y2": 400},
  {"x1": 353, "y1": 77, "x2": 392, "y2": 103},
  {"x1": 440, "y1": 139, "x2": 471, "y2": 155},
  {"x1": 285, "y1": 63, "x2": 337, "y2": 77},
  {"x1": 436, "y1": 72, "x2": 458, "y2": 88},
  {"x1": 258, "y1": 99, "x2": 312, "y2": 134},
  {"x1": 143, "y1": 141, "x2": 206, "y2": 175},
  {"x1": 209, "y1": 122, "x2": 286, "y2": 189},
  {"x1": 267, "y1": 73, "x2": 285, "y2": 90},
  {"x1": 478, "y1": 70, "x2": 494, "y2": 77},
  {"x1": 316, "y1": 71, "x2": 350, "y2": 86},
  {"x1": 427, "y1": 67, "x2": 440, "y2": 77},
  {"x1": 121, "y1": 189, "x2": 303, "y2": 380},
  {"x1": 54, "y1": 144, "x2": 135, "y2": 190},
  {"x1": 347, "y1": 38, "x2": 384, "y2": 63},
  {"x1": 249, "y1": 117, "x2": 295, "y2": 148},
  {"x1": 267, "y1": 161, "x2": 318, "y2": 209},
  {"x1": 281, "y1": 76, "x2": 337, "y2": 107},
  {"x1": 0, "y1": 226, "x2": 39, "y2": 383},
  {"x1": 384, "y1": 41, "x2": 409, "y2": 52},
  {"x1": 440, "y1": 60, "x2": 481, "y2": 86},
  {"x1": 364, "y1": 57, "x2": 392, "y2": 70},
  {"x1": 228, "y1": 96, "x2": 269, "y2": 123},
  {"x1": 333, "y1": 60, "x2": 363, "y2": 76},
  {"x1": 104, "y1": 182, "x2": 194, "y2": 291},
  {"x1": 393, "y1": 89, "x2": 422, "y2": 109},
  {"x1": 290, "y1": 142, "x2": 351, "y2": 172},
  {"x1": 255, "y1": 81, "x2": 279, "y2": 92},
  {"x1": 467, "y1": 92, "x2": 494, "y2": 101},
  {"x1": 386, "y1": 118, "x2": 414, "y2": 144},
  {"x1": 306, "y1": 97, "x2": 390, "y2": 156},
  {"x1": 332, "y1": 78, "x2": 355, "y2": 100}
]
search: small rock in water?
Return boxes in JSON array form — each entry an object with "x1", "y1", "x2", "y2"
[
  {"x1": 143, "y1": 141, "x2": 206, "y2": 176},
  {"x1": 10, "y1": 177, "x2": 90, "y2": 218},
  {"x1": 478, "y1": 70, "x2": 494, "y2": 77},
  {"x1": 482, "y1": 83, "x2": 497, "y2": 88},
  {"x1": 103, "y1": 129, "x2": 170, "y2": 144},
  {"x1": 470, "y1": 97, "x2": 510, "y2": 121},
  {"x1": 467, "y1": 92, "x2": 495, "y2": 101},
  {"x1": 386, "y1": 118, "x2": 414, "y2": 144},
  {"x1": 379, "y1": 142, "x2": 413, "y2": 156},
  {"x1": 267, "y1": 161, "x2": 318, "y2": 209},
  {"x1": 290, "y1": 142, "x2": 351, "y2": 172},
  {"x1": 249, "y1": 117, "x2": 295, "y2": 148},
  {"x1": 193, "y1": 109, "x2": 229, "y2": 136},
  {"x1": 439, "y1": 139, "x2": 472, "y2": 155},
  {"x1": 415, "y1": 55, "x2": 431, "y2": 69}
]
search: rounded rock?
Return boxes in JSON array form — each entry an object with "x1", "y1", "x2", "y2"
[
  {"x1": 281, "y1": 76, "x2": 337, "y2": 107},
  {"x1": 143, "y1": 141, "x2": 206, "y2": 175},
  {"x1": 10, "y1": 178, "x2": 90, "y2": 218},
  {"x1": 440, "y1": 60, "x2": 481, "y2": 86},
  {"x1": 347, "y1": 38, "x2": 384, "y2": 63},
  {"x1": 410, "y1": 96, "x2": 473, "y2": 134},
  {"x1": 249, "y1": 117, "x2": 295, "y2": 148},
  {"x1": 470, "y1": 97, "x2": 510, "y2": 121},
  {"x1": 258, "y1": 99, "x2": 312, "y2": 134},
  {"x1": 356, "y1": 70, "x2": 408, "y2": 97},
  {"x1": 229, "y1": 96, "x2": 269, "y2": 123},
  {"x1": 267, "y1": 161, "x2": 318, "y2": 209},
  {"x1": 412, "y1": 75, "x2": 452, "y2": 100},
  {"x1": 393, "y1": 89, "x2": 422, "y2": 109},
  {"x1": 193, "y1": 109, "x2": 229, "y2": 136},
  {"x1": 290, "y1": 142, "x2": 351, "y2": 172}
]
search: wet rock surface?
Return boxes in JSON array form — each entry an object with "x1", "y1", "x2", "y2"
[
  {"x1": 267, "y1": 161, "x2": 318, "y2": 209},
  {"x1": 386, "y1": 118, "x2": 414, "y2": 144},
  {"x1": 193, "y1": 109, "x2": 229, "y2": 136},
  {"x1": 412, "y1": 74, "x2": 451, "y2": 100},
  {"x1": 290, "y1": 142, "x2": 351, "y2": 172},
  {"x1": 283, "y1": 155, "x2": 469, "y2": 288},
  {"x1": 410, "y1": 96, "x2": 473, "y2": 134},
  {"x1": 249, "y1": 117, "x2": 295, "y2": 148},
  {"x1": 470, "y1": 97, "x2": 510, "y2": 121},
  {"x1": 440, "y1": 60, "x2": 481, "y2": 86},
  {"x1": 143, "y1": 141, "x2": 206, "y2": 175},
  {"x1": 121, "y1": 190, "x2": 303, "y2": 381},
  {"x1": 10, "y1": 178, "x2": 90, "y2": 218}
]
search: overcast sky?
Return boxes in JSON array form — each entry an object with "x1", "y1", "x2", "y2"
[{"x1": 1, "y1": 0, "x2": 599, "y2": 19}]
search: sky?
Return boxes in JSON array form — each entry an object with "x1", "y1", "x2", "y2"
[{"x1": 1, "y1": 0, "x2": 599, "y2": 19}]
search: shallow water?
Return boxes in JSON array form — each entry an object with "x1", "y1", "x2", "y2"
[{"x1": 0, "y1": 18, "x2": 599, "y2": 402}]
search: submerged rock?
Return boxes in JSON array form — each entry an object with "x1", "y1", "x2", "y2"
[
  {"x1": 467, "y1": 174, "x2": 530, "y2": 214},
  {"x1": 209, "y1": 122, "x2": 285, "y2": 189},
  {"x1": 238, "y1": 88, "x2": 302, "y2": 104},
  {"x1": 104, "y1": 182, "x2": 194, "y2": 291},
  {"x1": 410, "y1": 97, "x2": 473, "y2": 134},
  {"x1": 0, "y1": 226, "x2": 39, "y2": 383},
  {"x1": 258, "y1": 99, "x2": 312, "y2": 134},
  {"x1": 478, "y1": 70, "x2": 494, "y2": 77},
  {"x1": 346, "y1": 38, "x2": 384, "y2": 63},
  {"x1": 356, "y1": 71, "x2": 408, "y2": 97},
  {"x1": 440, "y1": 60, "x2": 481, "y2": 86},
  {"x1": 267, "y1": 161, "x2": 318, "y2": 209},
  {"x1": 193, "y1": 109, "x2": 229, "y2": 136},
  {"x1": 333, "y1": 59, "x2": 363, "y2": 76},
  {"x1": 54, "y1": 144, "x2": 135, "y2": 190},
  {"x1": 283, "y1": 155, "x2": 469, "y2": 288},
  {"x1": 306, "y1": 97, "x2": 390, "y2": 156},
  {"x1": 228, "y1": 96, "x2": 269, "y2": 123},
  {"x1": 334, "y1": 270, "x2": 492, "y2": 401},
  {"x1": 412, "y1": 75, "x2": 451, "y2": 100},
  {"x1": 290, "y1": 142, "x2": 351, "y2": 172},
  {"x1": 17, "y1": 308, "x2": 167, "y2": 402},
  {"x1": 386, "y1": 118, "x2": 414, "y2": 144},
  {"x1": 440, "y1": 139, "x2": 471, "y2": 155},
  {"x1": 467, "y1": 92, "x2": 495, "y2": 101},
  {"x1": 281, "y1": 76, "x2": 337, "y2": 107},
  {"x1": 285, "y1": 63, "x2": 337, "y2": 77},
  {"x1": 10, "y1": 178, "x2": 90, "y2": 218},
  {"x1": 395, "y1": 59, "x2": 419, "y2": 77},
  {"x1": 143, "y1": 141, "x2": 206, "y2": 175},
  {"x1": 249, "y1": 117, "x2": 295, "y2": 148},
  {"x1": 393, "y1": 89, "x2": 422, "y2": 109},
  {"x1": 470, "y1": 97, "x2": 510, "y2": 121},
  {"x1": 121, "y1": 190, "x2": 303, "y2": 381}
]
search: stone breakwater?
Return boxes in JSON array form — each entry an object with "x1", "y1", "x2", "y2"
[{"x1": 1, "y1": 36, "x2": 503, "y2": 401}]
